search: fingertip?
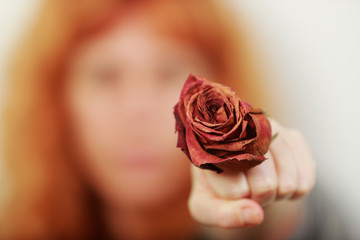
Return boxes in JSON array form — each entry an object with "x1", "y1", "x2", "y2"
[
  {"x1": 217, "y1": 199, "x2": 264, "y2": 228},
  {"x1": 240, "y1": 206, "x2": 264, "y2": 227}
]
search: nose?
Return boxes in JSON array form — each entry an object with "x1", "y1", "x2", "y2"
[{"x1": 120, "y1": 80, "x2": 159, "y2": 128}]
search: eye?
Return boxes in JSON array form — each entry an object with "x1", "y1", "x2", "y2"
[
  {"x1": 88, "y1": 64, "x2": 120, "y2": 87},
  {"x1": 155, "y1": 60, "x2": 187, "y2": 87},
  {"x1": 156, "y1": 65, "x2": 179, "y2": 82}
]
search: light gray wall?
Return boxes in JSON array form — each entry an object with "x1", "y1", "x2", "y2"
[{"x1": 226, "y1": 1, "x2": 360, "y2": 238}]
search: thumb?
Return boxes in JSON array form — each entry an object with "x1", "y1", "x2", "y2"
[{"x1": 189, "y1": 165, "x2": 264, "y2": 228}]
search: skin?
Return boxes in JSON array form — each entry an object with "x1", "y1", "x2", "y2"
[{"x1": 64, "y1": 13, "x2": 316, "y2": 240}]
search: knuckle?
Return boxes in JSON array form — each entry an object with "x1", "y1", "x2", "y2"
[
  {"x1": 187, "y1": 195, "x2": 209, "y2": 224},
  {"x1": 297, "y1": 178, "x2": 316, "y2": 196},
  {"x1": 187, "y1": 190, "x2": 204, "y2": 221},
  {"x1": 277, "y1": 179, "x2": 297, "y2": 196},
  {"x1": 187, "y1": 195, "x2": 198, "y2": 217},
  {"x1": 225, "y1": 186, "x2": 250, "y2": 199},
  {"x1": 252, "y1": 178, "x2": 277, "y2": 198}
]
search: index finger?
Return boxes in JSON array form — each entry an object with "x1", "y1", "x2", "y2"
[{"x1": 189, "y1": 165, "x2": 264, "y2": 228}]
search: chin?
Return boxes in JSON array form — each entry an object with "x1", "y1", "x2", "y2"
[{"x1": 123, "y1": 189, "x2": 177, "y2": 209}]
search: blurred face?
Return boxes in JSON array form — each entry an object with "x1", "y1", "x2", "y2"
[{"x1": 64, "y1": 15, "x2": 214, "y2": 209}]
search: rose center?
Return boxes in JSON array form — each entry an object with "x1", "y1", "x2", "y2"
[
  {"x1": 206, "y1": 101, "x2": 222, "y2": 113},
  {"x1": 210, "y1": 105, "x2": 220, "y2": 113},
  {"x1": 204, "y1": 100, "x2": 229, "y2": 123}
]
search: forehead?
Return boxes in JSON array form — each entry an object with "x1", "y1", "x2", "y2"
[{"x1": 69, "y1": 14, "x2": 211, "y2": 72}]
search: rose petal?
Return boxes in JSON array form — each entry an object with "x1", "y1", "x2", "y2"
[
  {"x1": 185, "y1": 121, "x2": 266, "y2": 173},
  {"x1": 246, "y1": 111, "x2": 272, "y2": 155},
  {"x1": 174, "y1": 74, "x2": 272, "y2": 174},
  {"x1": 191, "y1": 121, "x2": 224, "y2": 135},
  {"x1": 174, "y1": 103, "x2": 191, "y2": 159},
  {"x1": 202, "y1": 138, "x2": 255, "y2": 151},
  {"x1": 208, "y1": 154, "x2": 266, "y2": 173},
  {"x1": 185, "y1": 121, "x2": 224, "y2": 166}
]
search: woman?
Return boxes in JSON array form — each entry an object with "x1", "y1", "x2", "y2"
[{"x1": 0, "y1": 0, "x2": 319, "y2": 239}]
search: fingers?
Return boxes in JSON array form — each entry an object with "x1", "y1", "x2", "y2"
[
  {"x1": 246, "y1": 151, "x2": 277, "y2": 207},
  {"x1": 269, "y1": 119, "x2": 298, "y2": 199},
  {"x1": 188, "y1": 118, "x2": 316, "y2": 229},
  {"x1": 269, "y1": 118, "x2": 315, "y2": 200},
  {"x1": 204, "y1": 169, "x2": 250, "y2": 199},
  {"x1": 288, "y1": 129, "x2": 316, "y2": 198},
  {"x1": 189, "y1": 165, "x2": 264, "y2": 228}
]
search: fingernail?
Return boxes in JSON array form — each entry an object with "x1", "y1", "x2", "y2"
[{"x1": 241, "y1": 208, "x2": 254, "y2": 225}]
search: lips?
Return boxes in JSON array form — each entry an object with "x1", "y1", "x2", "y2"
[{"x1": 120, "y1": 146, "x2": 162, "y2": 170}]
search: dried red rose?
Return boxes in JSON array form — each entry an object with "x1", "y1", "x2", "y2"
[{"x1": 174, "y1": 74, "x2": 272, "y2": 173}]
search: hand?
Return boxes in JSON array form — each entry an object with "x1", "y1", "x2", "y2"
[{"x1": 188, "y1": 118, "x2": 316, "y2": 228}]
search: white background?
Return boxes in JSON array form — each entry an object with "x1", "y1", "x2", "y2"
[
  {"x1": 227, "y1": 1, "x2": 360, "y2": 238},
  {"x1": 1, "y1": 0, "x2": 359, "y2": 239}
]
